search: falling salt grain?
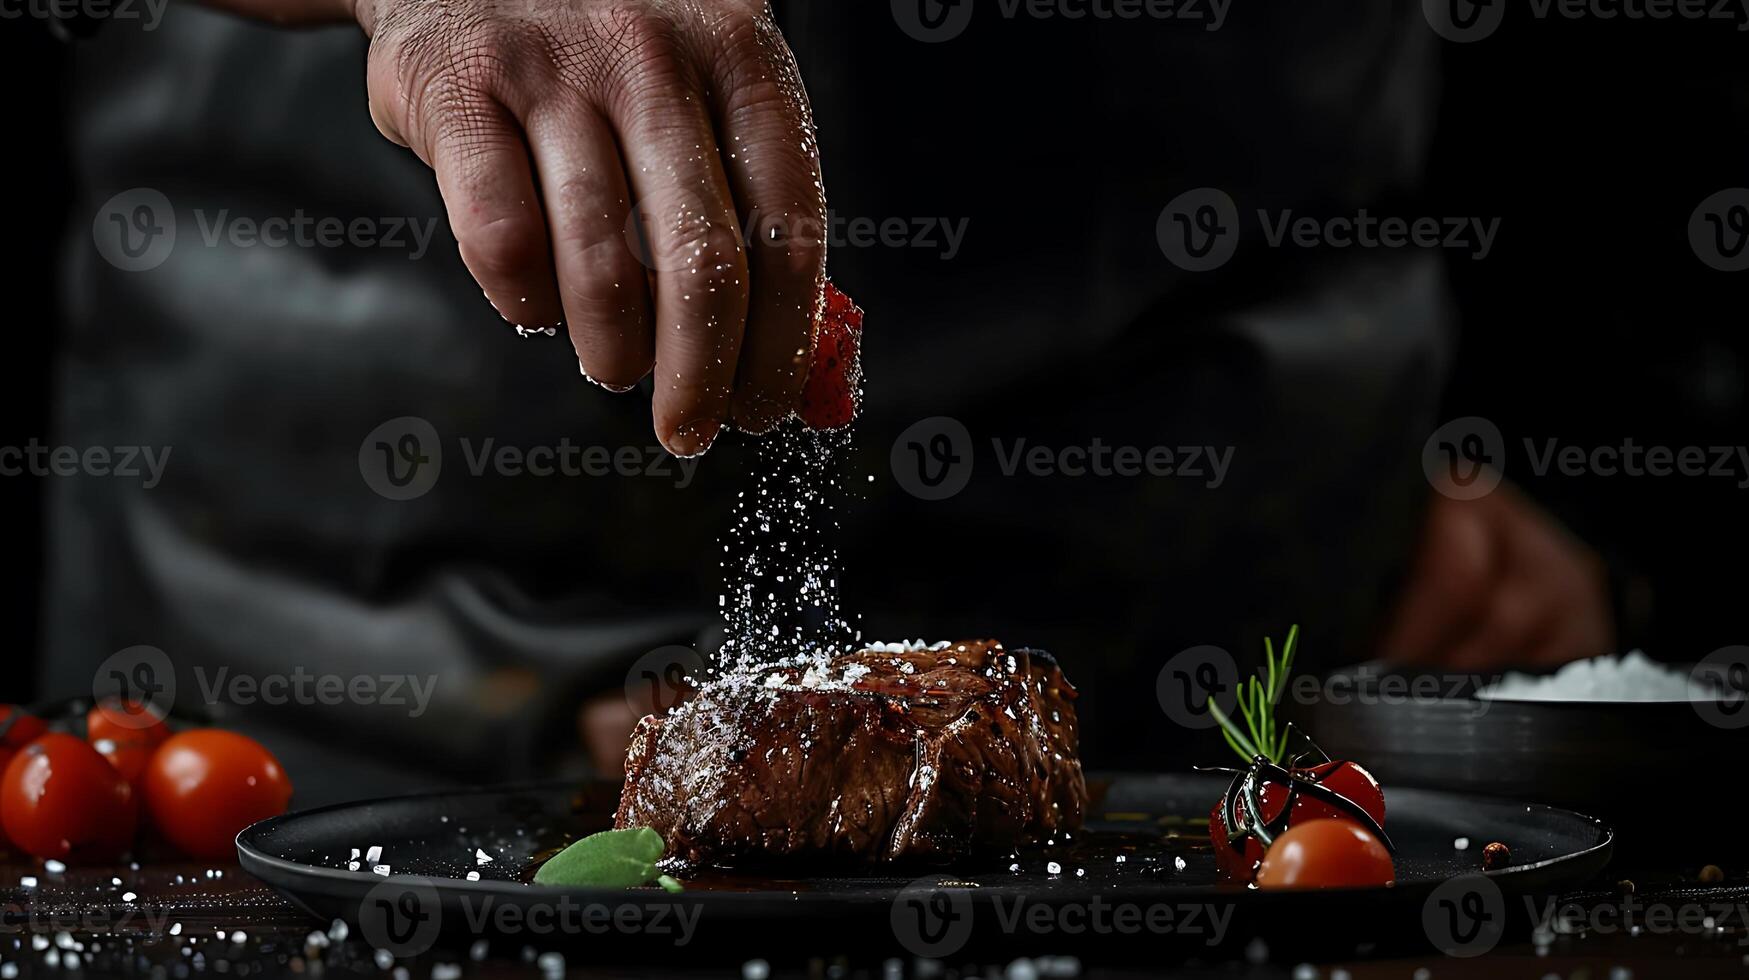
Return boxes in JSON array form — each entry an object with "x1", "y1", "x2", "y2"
[
  {"x1": 432, "y1": 965, "x2": 461, "y2": 980},
  {"x1": 43, "y1": 860, "x2": 66, "y2": 874},
  {"x1": 123, "y1": 891, "x2": 137, "y2": 902},
  {"x1": 18, "y1": 877, "x2": 35, "y2": 889},
  {"x1": 743, "y1": 960, "x2": 771, "y2": 980},
  {"x1": 365, "y1": 846, "x2": 383, "y2": 864},
  {"x1": 465, "y1": 871, "x2": 481, "y2": 881},
  {"x1": 372, "y1": 865, "x2": 392, "y2": 876},
  {"x1": 1046, "y1": 861, "x2": 1062, "y2": 875},
  {"x1": 537, "y1": 952, "x2": 565, "y2": 979},
  {"x1": 374, "y1": 949, "x2": 394, "y2": 970},
  {"x1": 468, "y1": 940, "x2": 489, "y2": 961},
  {"x1": 1454, "y1": 837, "x2": 1470, "y2": 850},
  {"x1": 475, "y1": 848, "x2": 493, "y2": 865}
]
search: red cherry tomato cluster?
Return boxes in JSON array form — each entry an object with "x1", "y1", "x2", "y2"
[
  {"x1": 0, "y1": 700, "x2": 293, "y2": 862},
  {"x1": 1210, "y1": 752, "x2": 1385, "y2": 885},
  {"x1": 1197, "y1": 627, "x2": 1395, "y2": 890}
]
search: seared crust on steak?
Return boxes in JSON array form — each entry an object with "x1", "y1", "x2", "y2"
[{"x1": 614, "y1": 640, "x2": 1086, "y2": 867}]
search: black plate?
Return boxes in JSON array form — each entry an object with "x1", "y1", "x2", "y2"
[{"x1": 237, "y1": 773, "x2": 1612, "y2": 962}]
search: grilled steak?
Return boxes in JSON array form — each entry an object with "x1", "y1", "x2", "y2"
[{"x1": 614, "y1": 639, "x2": 1087, "y2": 867}]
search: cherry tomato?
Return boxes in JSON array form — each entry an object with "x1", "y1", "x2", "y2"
[
  {"x1": 88, "y1": 698, "x2": 171, "y2": 748},
  {"x1": 1255, "y1": 818, "x2": 1395, "y2": 889},
  {"x1": 1211, "y1": 760, "x2": 1386, "y2": 881},
  {"x1": 0, "y1": 705, "x2": 47, "y2": 749},
  {"x1": 93, "y1": 738, "x2": 154, "y2": 793},
  {"x1": 144, "y1": 729, "x2": 292, "y2": 859},
  {"x1": 1, "y1": 733, "x2": 138, "y2": 861}
]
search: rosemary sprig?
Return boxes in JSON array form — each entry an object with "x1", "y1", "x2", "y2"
[{"x1": 1206, "y1": 625, "x2": 1299, "y2": 766}]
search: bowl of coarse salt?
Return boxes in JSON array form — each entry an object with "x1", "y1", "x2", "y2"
[{"x1": 1298, "y1": 650, "x2": 1749, "y2": 862}]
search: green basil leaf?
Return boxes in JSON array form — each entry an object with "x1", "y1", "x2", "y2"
[{"x1": 531, "y1": 827, "x2": 682, "y2": 890}]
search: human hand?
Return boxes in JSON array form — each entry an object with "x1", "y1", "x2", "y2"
[
  {"x1": 1377, "y1": 479, "x2": 1614, "y2": 671},
  {"x1": 357, "y1": 0, "x2": 828, "y2": 455}
]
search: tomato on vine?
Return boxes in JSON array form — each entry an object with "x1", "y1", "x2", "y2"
[
  {"x1": 1, "y1": 733, "x2": 137, "y2": 861},
  {"x1": 144, "y1": 729, "x2": 293, "y2": 859},
  {"x1": 1201, "y1": 626, "x2": 1392, "y2": 883}
]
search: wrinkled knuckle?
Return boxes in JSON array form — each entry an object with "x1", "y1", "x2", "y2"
[
  {"x1": 602, "y1": 3, "x2": 684, "y2": 70},
  {"x1": 660, "y1": 220, "x2": 747, "y2": 286},
  {"x1": 458, "y1": 216, "x2": 547, "y2": 282},
  {"x1": 562, "y1": 263, "x2": 645, "y2": 323},
  {"x1": 775, "y1": 222, "x2": 827, "y2": 281}
]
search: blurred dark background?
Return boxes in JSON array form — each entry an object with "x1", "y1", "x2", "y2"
[{"x1": 1, "y1": 6, "x2": 1744, "y2": 777}]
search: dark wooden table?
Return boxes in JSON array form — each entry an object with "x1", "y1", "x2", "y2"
[{"x1": 6, "y1": 858, "x2": 1748, "y2": 979}]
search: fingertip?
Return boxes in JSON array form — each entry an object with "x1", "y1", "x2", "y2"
[{"x1": 663, "y1": 417, "x2": 723, "y2": 458}]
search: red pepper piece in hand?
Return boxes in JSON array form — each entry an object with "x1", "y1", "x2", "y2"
[{"x1": 798, "y1": 282, "x2": 863, "y2": 430}]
